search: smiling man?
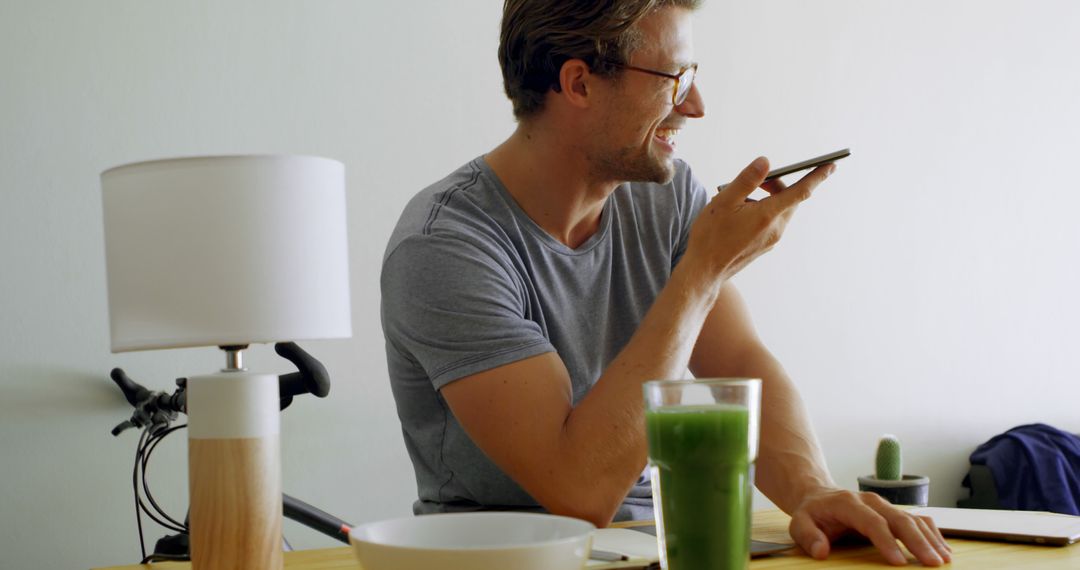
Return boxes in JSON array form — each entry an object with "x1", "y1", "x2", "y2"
[{"x1": 380, "y1": 0, "x2": 950, "y2": 566}]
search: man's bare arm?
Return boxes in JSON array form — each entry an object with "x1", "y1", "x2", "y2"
[
  {"x1": 441, "y1": 259, "x2": 717, "y2": 526},
  {"x1": 687, "y1": 282, "x2": 834, "y2": 511},
  {"x1": 439, "y1": 158, "x2": 829, "y2": 526},
  {"x1": 689, "y1": 282, "x2": 951, "y2": 567}
]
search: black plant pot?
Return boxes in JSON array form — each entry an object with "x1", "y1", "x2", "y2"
[{"x1": 857, "y1": 475, "x2": 930, "y2": 506}]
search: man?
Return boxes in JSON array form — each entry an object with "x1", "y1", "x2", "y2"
[{"x1": 381, "y1": 0, "x2": 951, "y2": 566}]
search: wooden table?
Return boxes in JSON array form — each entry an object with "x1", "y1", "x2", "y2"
[{"x1": 92, "y1": 509, "x2": 1080, "y2": 569}]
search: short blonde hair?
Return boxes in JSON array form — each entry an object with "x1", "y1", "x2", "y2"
[{"x1": 499, "y1": 0, "x2": 702, "y2": 120}]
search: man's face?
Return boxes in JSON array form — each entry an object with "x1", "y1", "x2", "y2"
[{"x1": 588, "y1": 7, "x2": 703, "y2": 185}]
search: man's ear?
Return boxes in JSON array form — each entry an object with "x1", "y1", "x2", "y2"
[{"x1": 557, "y1": 58, "x2": 592, "y2": 109}]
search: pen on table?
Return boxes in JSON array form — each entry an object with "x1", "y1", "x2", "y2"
[{"x1": 589, "y1": 549, "x2": 629, "y2": 562}]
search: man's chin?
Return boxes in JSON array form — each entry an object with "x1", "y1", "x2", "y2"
[
  {"x1": 594, "y1": 149, "x2": 676, "y2": 185},
  {"x1": 615, "y1": 150, "x2": 675, "y2": 184},
  {"x1": 637, "y1": 156, "x2": 676, "y2": 185}
]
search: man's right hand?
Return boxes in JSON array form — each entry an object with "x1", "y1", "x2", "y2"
[{"x1": 682, "y1": 156, "x2": 835, "y2": 287}]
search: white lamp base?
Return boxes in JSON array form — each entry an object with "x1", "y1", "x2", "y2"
[{"x1": 187, "y1": 372, "x2": 283, "y2": 570}]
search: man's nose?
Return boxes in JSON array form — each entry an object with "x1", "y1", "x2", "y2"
[{"x1": 675, "y1": 82, "x2": 705, "y2": 118}]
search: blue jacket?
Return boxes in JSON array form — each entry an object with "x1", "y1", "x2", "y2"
[{"x1": 968, "y1": 423, "x2": 1080, "y2": 515}]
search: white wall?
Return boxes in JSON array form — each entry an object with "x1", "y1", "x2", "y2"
[{"x1": 1, "y1": 1, "x2": 1077, "y2": 568}]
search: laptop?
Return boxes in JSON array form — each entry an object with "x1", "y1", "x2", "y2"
[{"x1": 911, "y1": 507, "x2": 1080, "y2": 546}]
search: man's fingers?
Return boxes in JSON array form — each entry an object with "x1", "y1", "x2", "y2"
[
  {"x1": 790, "y1": 490, "x2": 952, "y2": 568},
  {"x1": 791, "y1": 492, "x2": 906, "y2": 566},
  {"x1": 760, "y1": 178, "x2": 787, "y2": 195},
  {"x1": 916, "y1": 516, "x2": 952, "y2": 562},
  {"x1": 858, "y1": 495, "x2": 948, "y2": 567},
  {"x1": 842, "y1": 503, "x2": 910, "y2": 566},
  {"x1": 789, "y1": 162, "x2": 837, "y2": 198},
  {"x1": 717, "y1": 156, "x2": 769, "y2": 202},
  {"x1": 919, "y1": 515, "x2": 952, "y2": 554},
  {"x1": 789, "y1": 512, "x2": 832, "y2": 560},
  {"x1": 884, "y1": 512, "x2": 945, "y2": 567},
  {"x1": 766, "y1": 162, "x2": 835, "y2": 213}
]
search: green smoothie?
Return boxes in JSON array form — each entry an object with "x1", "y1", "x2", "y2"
[{"x1": 646, "y1": 404, "x2": 753, "y2": 570}]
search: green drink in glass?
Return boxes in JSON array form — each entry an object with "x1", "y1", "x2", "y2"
[{"x1": 644, "y1": 379, "x2": 761, "y2": 570}]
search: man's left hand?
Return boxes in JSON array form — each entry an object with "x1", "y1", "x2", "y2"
[{"x1": 788, "y1": 489, "x2": 952, "y2": 566}]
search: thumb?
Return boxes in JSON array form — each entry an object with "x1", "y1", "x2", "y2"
[
  {"x1": 717, "y1": 156, "x2": 769, "y2": 202},
  {"x1": 789, "y1": 513, "x2": 831, "y2": 560}
]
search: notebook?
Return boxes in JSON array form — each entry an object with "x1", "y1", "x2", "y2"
[{"x1": 910, "y1": 507, "x2": 1080, "y2": 546}]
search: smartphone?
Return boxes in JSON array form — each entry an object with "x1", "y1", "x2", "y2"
[{"x1": 763, "y1": 148, "x2": 850, "y2": 182}]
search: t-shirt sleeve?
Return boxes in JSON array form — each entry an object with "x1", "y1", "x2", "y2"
[
  {"x1": 381, "y1": 233, "x2": 554, "y2": 390},
  {"x1": 671, "y1": 161, "x2": 710, "y2": 269}
]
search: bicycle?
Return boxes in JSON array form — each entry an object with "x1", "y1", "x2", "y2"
[{"x1": 109, "y1": 342, "x2": 354, "y2": 564}]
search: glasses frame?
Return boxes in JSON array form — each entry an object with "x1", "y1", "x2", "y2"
[{"x1": 606, "y1": 61, "x2": 698, "y2": 105}]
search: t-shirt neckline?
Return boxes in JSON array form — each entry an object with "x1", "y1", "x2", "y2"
[{"x1": 473, "y1": 156, "x2": 614, "y2": 256}]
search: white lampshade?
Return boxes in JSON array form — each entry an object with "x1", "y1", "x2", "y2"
[{"x1": 101, "y1": 155, "x2": 352, "y2": 352}]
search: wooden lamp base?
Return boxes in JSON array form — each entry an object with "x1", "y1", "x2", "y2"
[{"x1": 187, "y1": 372, "x2": 283, "y2": 570}]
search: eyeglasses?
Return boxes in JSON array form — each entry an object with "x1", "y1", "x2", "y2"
[{"x1": 606, "y1": 61, "x2": 698, "y2": 105}]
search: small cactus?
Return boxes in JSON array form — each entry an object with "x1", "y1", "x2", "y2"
[{"x1": 875, "y1": 434, "x2": 902, "y2": 481}]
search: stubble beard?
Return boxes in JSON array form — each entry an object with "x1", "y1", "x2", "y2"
[{"x1": 589, "y1": 142, "x2": 675, "y2": 186}]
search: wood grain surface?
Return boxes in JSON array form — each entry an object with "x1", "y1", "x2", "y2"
[
  {"x1": 93, "y1": 508, "x2": 1080, "y2": 569},
  {"x1": 188, "y1": 436, "x2": 283, "y2": 570}
]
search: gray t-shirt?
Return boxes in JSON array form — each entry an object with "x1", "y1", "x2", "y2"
[{"x1": 380, "y1": 156, "x2": 707, "y2": 520}]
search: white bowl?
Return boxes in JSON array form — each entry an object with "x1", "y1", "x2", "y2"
[{"x1": 349, "y1": 512, "x2": 595, "y2": 570}]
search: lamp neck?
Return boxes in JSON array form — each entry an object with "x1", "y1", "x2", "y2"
[{"x1": 220, "y1": 345, "x2": 250, "y2": 372}]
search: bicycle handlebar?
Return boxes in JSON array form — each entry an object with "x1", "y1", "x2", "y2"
[
  {"x1": 275, "y1": 341, "x2": 330, "y2": 409},
  {"x1": 111, "y1": 368, "x2": 157, "y2": 408},
  {"x1": 110, "y1": 342, "x2": 331, "y2": 436}
]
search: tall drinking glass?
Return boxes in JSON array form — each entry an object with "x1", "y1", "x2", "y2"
[{"x1": 644, "y1": 378, "x2": 761, "y2": 570}]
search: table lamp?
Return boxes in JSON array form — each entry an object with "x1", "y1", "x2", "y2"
[{"x1": 101, "y1": 155, "x2": 351, "y2": 570}]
